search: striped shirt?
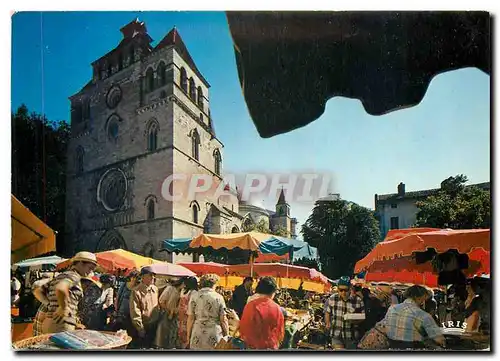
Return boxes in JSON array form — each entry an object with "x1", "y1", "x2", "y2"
[
  {"x1": 43, "y1": 269, "x2": 83, "y2": 326},
  {"x1": 324, "y1": 293, "x2": 364, "y2": 341},
  {"x1": 385, "y1": 299, "x2": 442, "y2": 342}
]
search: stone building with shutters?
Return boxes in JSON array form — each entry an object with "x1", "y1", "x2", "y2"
[
  {"x1": 374, "y1": 181, "x2": 490, "y2": 240},
  {"x1": 65, "y1": 19, "x2": 299, "y2": 262}
]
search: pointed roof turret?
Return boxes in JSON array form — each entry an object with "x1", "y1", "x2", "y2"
[
  {"x1": 120, "y1": 18, "x2": 148, "y2": 39},
  {"x1": 91, "y1": 18, "x2": 152, "y2": 66},
  {"x1": 154, "y1": 27, "x2": 210, "y2": 88},
  {"x1": 277, "y1": 186, "x2": 287, "y2": 205}
]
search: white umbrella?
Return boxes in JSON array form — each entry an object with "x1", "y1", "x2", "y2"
[{"x1": 12, "y1": 255, "x2": 67, "y2": 272}]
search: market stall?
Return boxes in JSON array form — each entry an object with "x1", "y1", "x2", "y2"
[
  {"x1": 354, "y1": 228, "x2": 491, "y2": 350},
  {"x1": 355, "y1": 228, "x2": 490, "y2": 287},
  {"x1": 164, "y1": 232, "x2": 309, "y2": 276},
  {"x1": 178, "y1": 261, "x2": 331, "y2": 294},
  {"x1": 11, "y1": 195, "x2": 58, "y2": 343},
  {"x1": 11, "y1": 195, "x2": 56, "y2": 265},
  {"x1": 13, "y1": 255, "x2": 67, "y2": 273},
  {"x1": 227, "y1": 263, "x2": 331, "y2": 293}
]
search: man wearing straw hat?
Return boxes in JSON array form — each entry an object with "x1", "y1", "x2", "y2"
[{"x1": 34, "y1": 251, "x2": 97, "y2": 334}]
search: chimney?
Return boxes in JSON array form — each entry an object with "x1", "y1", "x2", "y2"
[{"x1": 397, "y1": 182, "x2": 405, "y2": 196}]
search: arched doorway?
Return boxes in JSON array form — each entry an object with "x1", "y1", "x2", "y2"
[
  {"x1": 242, "y1": 216, "x2": 254, "y2": 232},
  {"x1": 231, "y1": 226, "x2": 240, "y2": 233},
  {"x1": 96, "y1": 229, "x2": 127, "y2": 252}
]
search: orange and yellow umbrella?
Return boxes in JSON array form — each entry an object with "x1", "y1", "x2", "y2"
[{"x1": 57, "y1": 249, "x2": 161, "y2": 274}]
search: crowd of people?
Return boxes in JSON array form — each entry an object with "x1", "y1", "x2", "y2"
[
  {"x1": 11, "y1": 251, "x2": 490, "y2": 351},
  {"x1": 328, "y1": 276, "x2": 490, "y2": 350}
]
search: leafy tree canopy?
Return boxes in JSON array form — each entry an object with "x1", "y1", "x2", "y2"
[
  {"x1": 415, "y1": 174, "x2": 490, "y2": 229},
  {"x1": 12, "y1": 105, "x2": 70, "y2": 253},
  {"x1": 301, "y1": 199, "x2": 380, "y2": 279}
]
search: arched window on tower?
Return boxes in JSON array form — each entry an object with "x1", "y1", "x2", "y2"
[
  {"x1": 189, "y1": 78, "x2": 196, "y2": 100},
  {"x1": 157, "y1": 62, "x2": 166, "y2": 87},
  {"x1": 76, "y1": 146, "x2": 84, "y2": 174},
  {"x1": 197, "y1": 86, "x2": 203, "y2": 107},
  {"x1": 146, "y1": 68, "x2": 154, "y2": 93},
  {"x1": 214, "y1": 149, "x2": 222, "y2": 176},
  {"x1": 180, "y1": 67, "x2": 188, "y2": 92},
  {"x1": 191, "y1": 201, "x2": 200, "y2": 224},
  {"x1": 191, "y1": 129, "x2": 200, "y2": 161},
  {"x1": 147, "y1": 198, "x2": 155, "y2": 220},
  {"x1": 147, "y1": 120, "x2": 159, "y2": 152}
]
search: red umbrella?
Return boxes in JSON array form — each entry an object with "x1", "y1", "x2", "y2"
[
  {"x1": 355, "y1": 228, "x2": 490, "y2": 273},
  {"x1": 364, "y1": 250, "x2": 489, "y2": 288},
  {"x1": 366, "y1": 269, "x2": 439, "y2": 288},
  {"x1": 358, "y1": 229, "x2": 490, "y2": 287},
  {"x1": 227, "y1": 263, "x2": 330, "y2": 286},
  {"x1": 177, "y1": 262, "x2": 229, "y2": 276}
]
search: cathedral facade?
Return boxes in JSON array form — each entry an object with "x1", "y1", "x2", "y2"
[{"x1": 65, "y1": 19, "x2": 296, "y2": 262}]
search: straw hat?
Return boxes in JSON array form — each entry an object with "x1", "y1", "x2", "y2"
[{"x1": 71, "y1": 251, "x2": 98, "y2": 265}]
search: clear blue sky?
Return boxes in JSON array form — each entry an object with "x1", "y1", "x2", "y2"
[{"x1": 12, "y1": 11, "x2": 491, "y2": 232}]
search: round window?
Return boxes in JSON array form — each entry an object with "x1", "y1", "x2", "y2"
[
  {"x1": 107, "y1": 114, "x2": 120, "y2": 141},
  {"x1": 106, "y1": 85, "x2": 122, "y2": 109},
  {"x1": 97, "y1": 168, "x2": 127, "y2": 211}
]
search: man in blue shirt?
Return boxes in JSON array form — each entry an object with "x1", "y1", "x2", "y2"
[{"x1": 385, "y1": 285, "x2": 445, "y2": 349}]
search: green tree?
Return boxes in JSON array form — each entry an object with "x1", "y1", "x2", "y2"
[
  {"x1": 293, "y1": 257, "x2": 321, "y2": 271},
  {"x1": 301, "y1": 199, "x2": 380, "y2": 279},
  {"x1": 415, "y1": 174, "x2": 490, "y2": 229},
  {"x1": 242, "y1": 218, "x2": 290, "y2": 237},
  {"x1": 12, "y1": 105, "x2": 70, "y2": 253}
]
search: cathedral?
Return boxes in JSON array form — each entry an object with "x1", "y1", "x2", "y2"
[{"x1": 65, "y1": 19, "x2": 297, "y2": 262}]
